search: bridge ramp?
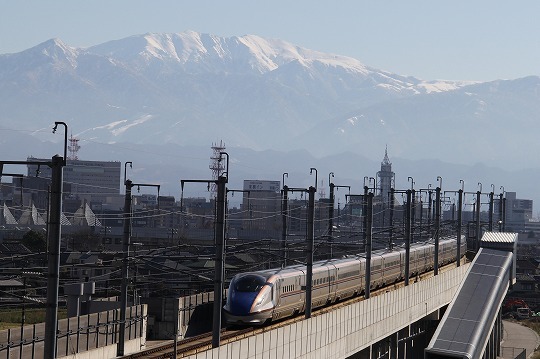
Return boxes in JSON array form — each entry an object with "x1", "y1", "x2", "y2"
[{"x1": 425, "y1": 248, "x2": 513, "y2": 359}]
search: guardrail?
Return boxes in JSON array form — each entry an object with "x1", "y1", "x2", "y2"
[{"x1": 0, "y1": 304, "x2": 146, "y2": 358}]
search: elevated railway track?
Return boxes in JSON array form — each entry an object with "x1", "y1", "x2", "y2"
[{"x1": 122, "y1": 259, "x2": 465, "y2": 358}]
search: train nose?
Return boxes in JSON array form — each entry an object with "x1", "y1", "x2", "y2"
[{"x1": 229, "y1": 291, "x2": 258, "y2": 315}]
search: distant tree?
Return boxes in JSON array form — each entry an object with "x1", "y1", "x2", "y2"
[{"x1": 22, "y1": 230, "x2": 47, "y2": 252}]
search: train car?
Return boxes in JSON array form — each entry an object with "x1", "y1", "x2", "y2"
[{"x1": 224, "y1": 237, "x2": 464, "y2": 326}]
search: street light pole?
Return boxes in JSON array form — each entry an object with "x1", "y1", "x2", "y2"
[
  {"x1": 43, "y1": 121, "x2": 68, "y2": 359},
  {"x1": 488, "y1": 184, "x2": 495, "y2": 231},
  {"x1": 405, "y1": 189, "x2": 412, "y2": 286},
  {"x1": 499, "y1": 186, "x2": 505, "y2": 232},
  {"x1": 475, "y1": 183, "x2": 482, "y2": 251},
  {"x1": 328, "y1": 172, "x2": 334, "y2": 259},
  {"x1": 180, "y1": 152, "x2": 229, "y2": 349},
  {"x1": 212, "y1": 174, "x2": 227, "y2": 347},
  {"x1": 305, "y1": 185, "x2": 316, "y2": 319},
  {"x1": 117, "y1": 165, "x2": 160, "y2": 357},
  {"x1": 365, "y1": 191, "x2": 373, "y2": 299},
  {"x1": 282, "y1": 183, "x2": 289, "y2": 267},
  {"x1": 117, "y1": 178, "x2": 133, "y2": 357},
  {"x1": 434, "y1": 185, "x2": 441, "y2": 275},
  {"x1": 457, "y1": 180, "x2": 464, "y2": 267}
]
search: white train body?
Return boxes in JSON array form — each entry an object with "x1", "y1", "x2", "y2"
[{"x1": 223, "y1": 238, "x2": 466, "y2": 325}]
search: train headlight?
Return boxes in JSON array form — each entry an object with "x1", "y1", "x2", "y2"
[
  {"x1": 254, "y1": 294, "x2": 266, "y2": 306},
  {"x1": 252, "y1": 286, "x2": 270, "y2": 310}
]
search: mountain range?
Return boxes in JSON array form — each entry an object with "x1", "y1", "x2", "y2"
[{"x1": 0, "y1": 31, "x2": 539, "y2": 209}]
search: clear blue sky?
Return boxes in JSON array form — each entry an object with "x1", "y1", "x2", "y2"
[{"x1": 1, "y1": 0, "x2": 539, "y2": 81}]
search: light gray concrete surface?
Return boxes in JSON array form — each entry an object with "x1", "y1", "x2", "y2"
[
  {"x1": 186, "y1": 264, "x2": 471, "y2": 359},
  {"x1": 500, "y1": 320, "x2": 540, "y2": 359}
]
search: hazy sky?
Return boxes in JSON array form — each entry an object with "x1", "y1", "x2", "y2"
[{"x1": 1, "y1": 0, "x2": 540, "y2": 81}]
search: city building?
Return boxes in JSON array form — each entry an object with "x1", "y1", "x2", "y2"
[
  {"x1": 26, "y1": 157, "x2": 121, "y2": 204},
  {"x1": 504, "y1": 191, "x2": 533, "y2": 232},
  {"x1": 242, "y1": 180, "x2": 281, "y2": 233}
]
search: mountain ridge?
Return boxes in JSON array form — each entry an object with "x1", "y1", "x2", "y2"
[{"x1": 0, "y1": 31, "x2": 539, "y2": 206}]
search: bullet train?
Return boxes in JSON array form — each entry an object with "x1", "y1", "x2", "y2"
[{"x1": 223, "y1": 237, "x2": 466, "y2": 325}]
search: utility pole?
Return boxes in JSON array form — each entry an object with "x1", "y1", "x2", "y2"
[
  {"x1": 305, "y1": 185, "x2": 316, "y2": 319},
  {"x1": 389, "y1": 188, "x2": 395, "y2": 249},
  {"x1": 502, "y1": 193, "x2": 506, "y2": 231},
  {"x1": 365, "y1": 192, "x2": 373, "y2": 299},
  {"x1": 180, "y1": 152, "x2": 229, "y2": 349},
  {"x1": 44, "y1": 121, "x2": 68, "y2": 359},
  {"x1": 118, "y1": 166, "x2": 160, "y2": 357},
  {"x1": 475, "y1": 187, "x2": 482, "y2": 251},
  {"x1": 457, "y1": 188, "x2": 463, "y2": 267},
  {"x1": 498, "y1": 190, "x2": 504, "y2": 232},
  {"x1": 405, "y1": 189, "x2": 412, "y2": 286},
  {"x1": 427, "y1": 189, "x2": 433, "y2": 238},
  {"x1": 363, "y1": 185, "x2": 368, "y2": 252},
  {"x1": 212, "y1": 174, "x2": 227, "y2": 347},
  {"x1": 282, "y1": 184, "x2": 289, "y2": 267},
  {"x1": 328, "y1": 179, "x2": 335, "y2": 259},
  {"x1": 488, "y1": 190, "x2": 494, "y2": 231},
  {"x1": 434, "y1": 187, "x2": 441, "y2": 275},
  {"x1": 117, "y1": 179, "x2": 132, "y2": 357},
  {"x1": 1, "y1": 155, "x2": 66, "y2": 359}
]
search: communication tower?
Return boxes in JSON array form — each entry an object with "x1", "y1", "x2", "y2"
[
  {"x1": 209, "y1": 140, "x2": 226, "y2": 195},
  {"x1": 68, "y1": 133, "x2": 81, "y2": 161}
]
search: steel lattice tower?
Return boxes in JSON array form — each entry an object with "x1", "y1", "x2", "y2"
[
  {"x1": 68, "y1": 134, "x2": 80, "y2": 160},
  {"x1": 209, "y1": 140, "x2": 226, "y2": 195}
]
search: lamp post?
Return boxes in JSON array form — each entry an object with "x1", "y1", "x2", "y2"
[
  {"x1": 458, "y1": 180, "x2": 464, "y2": 264},
  {"x1": 499, "y1": 186, "x2": 505, "y2": 232},
  {"x1": 281, "y1": 172, "x2": 289, "y2": 267},
  {"x1": 282, "y1": 173, "x2": 316, "y2": 319},
  {"x1": 180, "y1": 152, "x2": 229, "y2": 349},
  {"x1": 117, "y1": 163, "x2": 161, "y2": 357},
  {"x1": 45, "y1": 121, "x2": 67, "y2": 359},
  {"x1": 434, "y1": 177, "x2": 442, "y2": 276},
  {"x1": 327, "y1": 172, "x2": 334, "y2": 259},
  {"x1": 488, "y1": 184, "x2": 495, "y2": 231}
]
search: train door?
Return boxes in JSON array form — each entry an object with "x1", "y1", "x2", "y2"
[
  {"x1": 359, "y1": 259, "x2": 365, "y2": 294},
  {"x1": 298, "y1": 272, "x2": 306, "y2": 312},
  {"x1": 275, "y1": 279, "x2": 281, "y2": 306},
  {"x1": 328, "y1": 265, "x2": 337, "y2": 303},
  {"x1": 372, "y1": 255, "x2": 383, "y2": 288}
]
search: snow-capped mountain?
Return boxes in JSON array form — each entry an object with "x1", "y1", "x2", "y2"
[
  {"x1": 0, "y1": 31, "x2": 472, "y2": 150},
  {"x1": 1, "y1": 30, "x2": 539, "y2": 198}
]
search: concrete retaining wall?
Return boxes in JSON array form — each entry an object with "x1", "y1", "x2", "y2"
[
  {"x1": 57, "y1": 337, "x2": 144, "y2": 359},
  {"x1": 186, "y1": 264, "x2": 470, "y2": 359}
]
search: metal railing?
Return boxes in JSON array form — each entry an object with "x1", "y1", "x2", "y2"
[{"x1": 0, "y1": 304, "x2": 146, "y2": 359}]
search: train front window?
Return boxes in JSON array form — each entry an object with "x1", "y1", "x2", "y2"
[{"x1": 234, "y1": 274, "x2": 267, "y2": 292}]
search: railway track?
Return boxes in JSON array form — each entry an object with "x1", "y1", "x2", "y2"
[{"x1": 121, "y1": 259, "x2": 465, "y2": 358}]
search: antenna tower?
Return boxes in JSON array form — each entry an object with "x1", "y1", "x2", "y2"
[
  {"x1": 68, "y1": 133, "x2": 80, "y2": 161},
  {"x1": 209, "y1": 140, "x2": 226, "y2": 195}
]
